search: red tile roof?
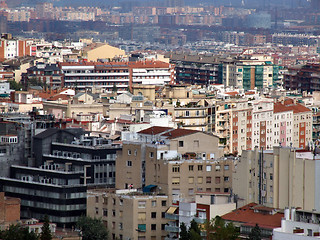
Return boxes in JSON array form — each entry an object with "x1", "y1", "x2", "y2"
[
  {"x1": 274, "y1": 98, "x2": 311, "y2": 114},
  {"x1": 162, "y1": 128, "x2": 199, "y2": 139},
  {"x1": 222, "y1": 203, "x2": 283, "y2": 230},
  {"x1": 225, "y1": 91, "x2": 239, "y2": 96},
  {"x1": 138, "y1": 126, "x2": 173, "y2": 135}
]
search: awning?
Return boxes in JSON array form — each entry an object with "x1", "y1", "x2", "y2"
[
  {"x1": 109, "y1": 135, "x2": 120, "y2": 140},
  {"x1": 142, "y1": 184, "x2": 157, "y2": 193},
  {"x1": 166, "y1": 206, "x2": 178, "y2": 214}
]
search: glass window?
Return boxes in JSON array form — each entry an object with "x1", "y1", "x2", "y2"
[{"x1": 138, "y1": 201, "x2": 146, "y2": 208}]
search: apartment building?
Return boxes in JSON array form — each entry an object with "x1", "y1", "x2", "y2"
[
  {"x1": 165, "y1": 192, "x2": 236, "y2": 239},
  {"x1": 81, "y1": 43, "x2": 125, "y2": 62},
  {"x1": 0, "y1": 34, "x2": 32, "y2": 60},
  {"x1": 284, "y1": 63, "x2": 320, "y2": 93},
  {"x1": 0, "y1": 192, "x2": 21, "y2": 228},
  {"x1": 166, "y1": 53, "x2": 279, "y2": 89},
  {"x1": 273, "y1": 208, "x2": 320, "y2": 239},
  {"x1": 227, "y1": 56, "x2": 278, "y2": 90},
  {"x1": 0, "y1": 163, "x2": 87, "y2": 227},
  {"x1": 60, "y1": 60, "x2": 174, "y2": 92},
  {"x1": 87, "y1": 189, "x2": 168, "y2": 240},
  {"x1": 251, "y1": 99, "x2": 274, "y2": 151},
  {"x1": 216, "y1": 97, "x2": 312, "y2": 155},
  {"x1": 233, "y1": 146, "x2": 320, "y2": 212},
  {"x1": 116, "y1": 127, "x2": 228, "y2": 203},
  {"x1": 149, "y1": 157, "x2": 234, "y2": 202},
  {"x1": 23, "y1": 62, "x2": 64, "y2": 89},
  {"x1": 129, "y1": 61, "x2": 175, "y2": 86},
  {"x1": 274, "y1": 98, "x2": 312, "y2": 149},
  {"x1": 174, "y1": 105, "x2": 209, "y2": 131}
]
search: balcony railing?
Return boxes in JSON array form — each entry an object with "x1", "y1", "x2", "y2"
[
  {"x1": 165, "y1": 225, "x2": 179, "y2": 233},
  {"x1": 165, "y1": 213, "x2": 179, "y2": 220}
]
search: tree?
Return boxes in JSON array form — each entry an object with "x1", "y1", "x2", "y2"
[
  {"x1": 76, "y1": 216, "x2": 109, "y2": 240},
  {"x1": 179, "y1": 219, "x2": 202, "y2": 240},
  {"x1": 40, "y1": 215, "x2": 52, "y2": 240},
  {"x1": 0, "y1": 224, "x2": 38, "y2": 240},
  {"x1": 249, "y1": 224, "x2": 262, "y2": 240},
  {"x1": 205, "y1": 216, "x2": 239, "y2": 240},
  {"x1": 179, "y1": 222, "x2": 189, "y2": 240},
  {"x1": 189, "y1": 219, "x2": 201, "y2": 237},
  {"x1": 8, "y1": 80, "x2": 24, "y2": 91}
]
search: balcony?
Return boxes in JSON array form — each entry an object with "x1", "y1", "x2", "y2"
[
  {"x1": 165, "y1": 225, "x2": 179, "y2": 233},
  {"x1": 194, "y1": 218, "x2": 206, "y2": 224},
  {"x1": 165, "y1": 213, "x2": 179, "y2": 220}
]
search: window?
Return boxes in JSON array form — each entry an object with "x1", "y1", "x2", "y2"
[
  {"x1": 206, "y1": 177, "x2": 211, "y2": 183},
  {"x1": 119, "y1": 222, "x2": 123, "y2": 230},
  {"x1": 270, "y1": 173, "x2": 273, "y2": 180},
  {"x1": 95, "y1": 207, "x2": 99, "y2": 214},
  {"x1": 224, "y1": 176, "x2": 229, "y2": 182},
  {"x1": 103, "y1": 209, "x2": 108, "y2": 216},
  {"x1": 189, "y1": 165, "x2": 194, "y2": 171},
  {"x1": 224, "y1": 165, "x2": 229, "y2": 170},
  {"x1": 215, "y1": 188, "x2": 220, "y2": 192},
  {"x1": 151, "y1": 224, "x2": 156, "y2": 230},
  {"x1": 198, "y1": 165, "x2": 203, "y2": 171},
  {"x1": 128, "y1": 150, "x2": 131, "y2": 155},
  {"x1": 206, "y1": 188, "x2": 211, "y2": 192},
  {"x1": 198, "y1": 177, "x2": 203, "y2": 184},
  {"x1": 215, "y1": 165, "x2": 221, "y2": 171},
  {"x1": 179, "y1": 141, "x2": 184, "y2": 147},
  {"x1": 138, "y1": 212, "x2": 146, "y2": 220},
  {"x1": 206, "y1": 165, "x2": 212, "y2": 172},
  {"x1": 188, "y1": 188, "x2": 194, "y2": 195},
  {"x1": 138, "y1": 201, "x2": 146, "y2": 208},
  {"x1": 112, "y1": 210, "x2": 116, "y2": 217},
  {"x1": 95, "y1": 196, "x2": 99, "y2": 203},
  {"x1": 127, "y1": 161, "x2": 132, "y2": 167},
  {"x1": 185, "y1": 111, "x2": 190, "y2": 116},
  {"x1": 151, "y1": 212, "x2": 157, "y2": 218},
  {"x1": 151, "y1": 200, "x2": 157, "y2": 207},
  {"x1": 172, "y1": 177, "x2": 180, "y2": 185},
  {"x1": 150, "y1": 152, "x2": 154, "y2": 158},
  {"x1": 162, "y1": 212, "x2": 166, "y2": 218},
  {"x1": 224, "y1": 188, "x2": 229, "y2": 193},
  {"x1": 215, "y1": 177, "x2": 221, "y2": 184},
  {"x1": 119, "y1": 211, "x2": 123, "y2": 217},
  {"x1": 172, "y1": 165, "x2": 180, "y2": 172},
  {"x1": 162, "y1": 201, "x2": 167, "y2": 207},
  {"x1": 188, "y1": 177, "x2": 194, "y2": 184},
  {"x1": 161, "y1": 224, "x2": 166, "y2": 230}
]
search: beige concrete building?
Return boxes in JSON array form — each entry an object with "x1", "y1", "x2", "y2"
[
  {"x1": 87, "y1": 189, "x2": 168, "y2": 240},
  {"x1": 174, "y1": 106, "x2": 209, "y2": 131},
  {"x1": 132, "y1": 84, "x2": 156, "y2": 102},
  {"x1": 43, "y1": 101, "x2": 104, "y2": 119},
  {"x1": 116, "y1": 127, "x2": 229, "y2": 202},
  {"x1": 148, "y1": 157, "x2": 235, "y2": 202},
  {"x1": 81, "y1": 43, "x2": 126, "y2": 62},
  {"x1": 233, "y1": 146, "x2": 320, "y2": 212}
]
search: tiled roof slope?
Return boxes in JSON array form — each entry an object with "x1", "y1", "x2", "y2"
[
  {"x1": 222, "y1": 203, "x2": 283, "y2": 230},
  {"x1": 274, "y1": 98, "x2": 311, "y2": 114}
]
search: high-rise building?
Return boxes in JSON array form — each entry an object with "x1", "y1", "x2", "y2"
[{"x1": 233, "y1": 146, "x2": 320, "y2": 212}]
